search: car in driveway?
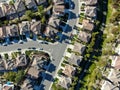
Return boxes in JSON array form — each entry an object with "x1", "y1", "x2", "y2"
[{"x1": 3, "y1": 43, "x2": 7, "y2": 46}]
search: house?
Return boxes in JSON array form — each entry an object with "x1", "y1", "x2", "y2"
[
  {"x1": 68, "y1": 54, "x2": 83, "y2": 66},
  {"x1": 2, "y1": 3, "x2": 16, "y2": 16},
  {"x1": 25, "y1": 0, "x2": 37, "y2": 9},
  {"x1": 22, "y1": 79, "x2": 34, "y2": 90},
  {"x1": 2, "y1": 82, "x2": 14, "y2": 90},
  {"x1": 30, "y1": 20, "x2": 41, "y2": 35},
  {"x1": 4, "y1": 59, "x2": 16, "y2": 70},
  {"x1": 27, "y1": 66, "x2": 44, "y2": 79},
  {"x1": 55, "y1": 0, "x2": 65, "y2": 5},
  {"x1": 16, "y1": 54, "x2": 28, "y2": 67},
  {"x1": 9, "y1": 24, "x2": 19, "y2": 37},
  {"x1": 0, "y1": 27, "x2": 6, "y2": 38},
  {"x1": 82, "y1": 19, "x2": 94, "y2": 31},
  {"x1": 73, "y1": 42, "x2": 86, "y2": 54},
  {"x1": 0, "y1": 5, "x2": 5, "y2": 18},
  {"x1": 35, "y1": 0, "x2": 46, "y2": 5},
  {"x1": 53, "y1": 5, "x2": 65, "y2": 16},
  {"x1": 14, "y1": 0, "x2": 26, "y2": 15},
  {"x1": 32, "y1": 53, "x2": 49, "y2": 69},
  {"x1": 62, "y1": 64, "x2": 75, "y2": 77},
  {"x1": 0, "y1": 59, "x2": 6, "y2": 72},
  {"x1": 78, "y1": 31, "x2": 91, "y2": 43},
  {"x1": 113, "y1": 56, "x2": 120, "y2": 70},
  {"x1": 58, "y1": 76, "x2": 71, "y2": 89},
  {"x1": 19, "y1": 21, "x2": 30, "y2": 35},
  {"x1": 84, "y1": 0, "x2": 97, "y2": 6},
  {"x1": 85, "y1": 6, "x2": 97, "y2": 19},
  {"x1": 5, "y1": 25, "x2": 19, "y2": 37}
]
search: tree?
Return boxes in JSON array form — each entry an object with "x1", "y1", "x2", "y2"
[
  {"x1": 25, "y1": 10, "x2": 33, "y2": 21},
  {"x1": 38, "y1": 5, "x2": 44, "y2": 17}
]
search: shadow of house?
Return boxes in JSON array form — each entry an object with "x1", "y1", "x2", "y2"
[{"x1": 47, "y1": 63, "x2": 56, "y2": 73}]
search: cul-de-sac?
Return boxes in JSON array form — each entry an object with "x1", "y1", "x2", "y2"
[{"x1": 0, "y1": 0, "x2": 120, "y2": 90}]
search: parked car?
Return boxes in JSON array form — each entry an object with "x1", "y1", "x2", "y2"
[{"x1": 3, "y1": 43, "x2": 7, "y2": 46}]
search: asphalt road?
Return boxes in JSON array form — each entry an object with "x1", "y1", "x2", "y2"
[{"x1": 0, "y1": 0, "x2": 79, "y2": 89}]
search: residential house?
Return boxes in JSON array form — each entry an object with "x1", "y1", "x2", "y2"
[
  {"x1": 19, "y1": 21, "x2": 30, "y2": 35},
  {"x1": 2, "y1": 82, "x2": 14, "y2": 90},
  {"x1": 58, "y1": 76, "x2": 71, "y2": 89},
  {"x1": 22, "y1": 79, "x2": 34, "y2": 90},
  {"x1": 0, "y1": 27, "x2": 6, "y2": 38},
  {"x1": 113, "y1": 56, "x2": 120, "y2": 70},
  {"x1": 35, "y1": 0, "x2": 46, "y2": 5},
  {"x1": 16, "y1": 54, "x2": 28, "y2": 67},
  {"x1": 30, "y1": 20, "x2": 41, "y2": 35},
  {"x1": 0, "y1": 5, "x2": 5, "y2": 18},
  {"x1": 25, "y1": 0, "x2": 37, "y2": 9},
  {"x1": 14, "y1": 0, "x2": 26, "y2": 16},
  {"x1": 68, "y1": 54, "x2": 83, "y2": 66},
  {"x1": 78, "y1": 31, "x2": 91, "y2": 43},
  {"x1": 5, "y1": 25, "x2": 19, "y2": 37},
  {"x1": 85, "y1": 6, "x2": 97, "y2": 19},
  {"x1": 62, "y1": 64, "x2": 75, "y2": 77},
  {"x1": 73, "y1": 42, "x2": 86, "y2": 54},
  {"x1": 9, "y1": 24, "x2": 19, "y2": 37},
  {"x1": 0, "y1": 59, "x2": 5, "y2": 72},
  {"x1": 32, "y1": 53, "x2": 49, "y2": 70},
  {"x1": 84, "y1": 0, "x2": 98, "y2": 6},
  {"x1": 82, "y1": 19, "x2": 94, "y2": 32},
  {"x1": 55, "y1": 0, "x2": 65, "y2": 5},
  {"x1": 2, "y1": 3, "x2": 16, "y2": 16},
  {"x1": 4, "y1": 59, "x2": 16, "y2": 70},
  {"x1": 53, "y1": 5, "x2": 65, "y2": 16},
  {"x1": 27, "y1": 66, "x2": 44, "y2": 79}
]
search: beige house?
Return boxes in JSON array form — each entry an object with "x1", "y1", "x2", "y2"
[
  {"x1": 55, "y1": 0, "x2": 64, "y2": 5},
  {"x1": 58, "y1": 76, "x2": 71, "y2": 89},
  {"x1": 84, "y1": 0, "x2": 98, "y2": 5},
  {"x1": 85, "y1": 6, "x2": 96, "y2": 19},
  {"x1": 78, "y1": 31, "x2": 91, "y2": 43},
  {"x1": 2, "y1": 3, "x2": 16, "y2": 16},
  {"x1": 82, "y1": 19, "x2": 94, "y2": 31},
  {"x1": 0, "y1": 27, "x2": 6, "y2": 38},
  {"x1": 53, "y1": 5, "x2": 65, "y2": 16},
  {"x1": 30, "y1": 20, "x2": 41, "y2": 35},
  {"x1": 62, "y1": 64, "x2": 76, "y2": 77}
]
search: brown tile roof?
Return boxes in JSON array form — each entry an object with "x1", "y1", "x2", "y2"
[
  {"x1": 82, "y1": 19, "x2": 94, "y2": 31},
  {"x1": 62, "y1": 64, "x2": 75, "y2": 77},
  {"x1": 27, "y1": 66, "x2": 40, "y2": 78}
]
